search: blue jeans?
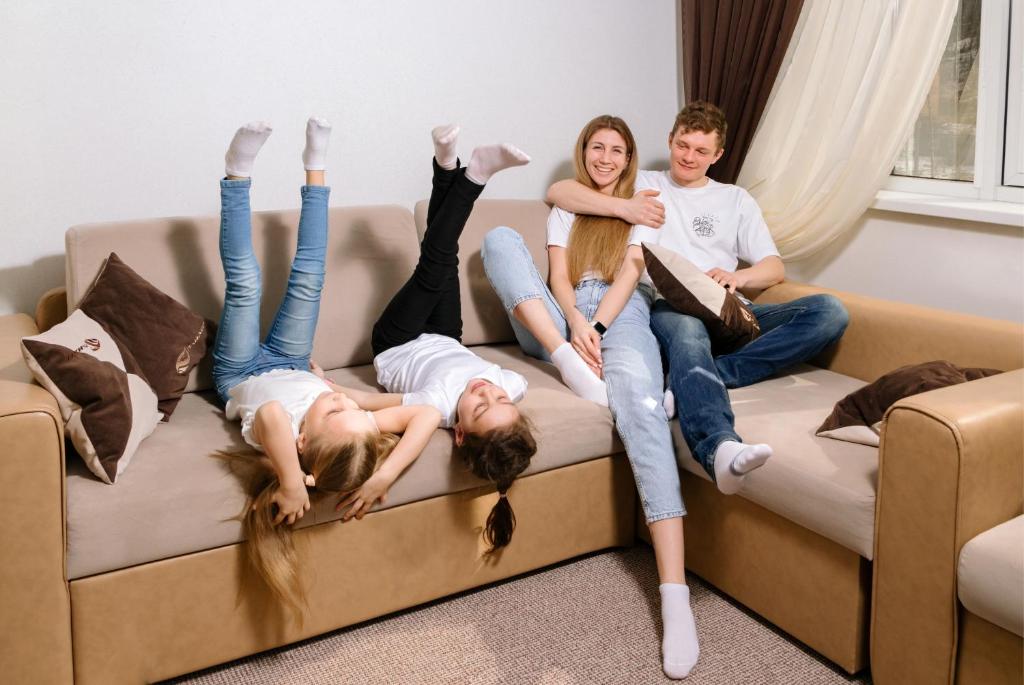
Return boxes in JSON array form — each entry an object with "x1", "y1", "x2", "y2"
[
  {"x1": 212, "y1": 179, "x2": 330, "y2": 403},
  {"x1": 650, "y1": 294, "x2": 849, "y2": 478},
  {"x1": 482, "y1": 226, "x2": 685, "y2": 522}
]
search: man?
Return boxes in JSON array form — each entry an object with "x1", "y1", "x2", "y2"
[{"x1": 548, "y1": 101, "x2": 849, "y2": 495}]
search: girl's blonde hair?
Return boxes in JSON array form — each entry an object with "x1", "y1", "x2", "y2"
[
  {"x1": 214, "y1": 429, "x2": 399, "y2": 622},
  {"x1": 566, "y1": 115, "x2": 638, "y2": 286}
]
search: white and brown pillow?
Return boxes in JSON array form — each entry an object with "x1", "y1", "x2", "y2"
[
  {"x1": 642, "y1": 242, "x2": 760, "y2": 354},
  {"x1": 21, "y1": 309, "x2": 163, "y2": 483},
  {"x1": 817, "y1": 360, "x2": 1003, "y2": 446}
]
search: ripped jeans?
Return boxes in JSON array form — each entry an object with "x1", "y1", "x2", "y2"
[{"x1": 482, "y1": 226, "x2": 685, "y2": 522}]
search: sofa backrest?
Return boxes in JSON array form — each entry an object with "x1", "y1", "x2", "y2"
[
  {"x1": 413, "y1": 198, "x2": 552, "y2": 347},
  {"x1": 65, "y1": 205, "x2": 421, "y2": 392}
]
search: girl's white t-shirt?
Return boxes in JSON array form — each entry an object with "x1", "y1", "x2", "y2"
[
  {"x1": 634, "y1": 170, "x2": 779, "y2": 272},
  {"x1": 374, "y1": 333, "x2": 527, "y2": 428},
  {"x1": 224, "y1": 369, "x2": 330, "y2": 450},
  {"x1": 546, "y1": 206, "x2": 658, "y2": 288}
]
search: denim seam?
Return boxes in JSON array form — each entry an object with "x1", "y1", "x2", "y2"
[
  {"x1": 506, "y1": 292, "x2": 545, "y2": 313},
  {"x1": 647, "y1": 509, "x2": 687, "y2": 523}
]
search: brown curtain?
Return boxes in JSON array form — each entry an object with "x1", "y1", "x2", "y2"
[{"x1": 681, "y1": 0, "x2": 804, "y2": 184}]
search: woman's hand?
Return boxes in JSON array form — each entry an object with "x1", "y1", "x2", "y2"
[
  {"x1": 568, "y1": 315, "x2": 603, "y2": 377},
  {"x1": 706, "y1": 268, "x2": 742, "y2": 293},
  {"x1": 337, "y1": 471, "x2": 394, "y2": 521},
  {"x1": 269, "y1": 480, "x2": 310, "y2": 526}
]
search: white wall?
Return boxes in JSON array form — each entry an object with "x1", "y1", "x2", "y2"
[
  {"x1": 786, "y1": 210, "x2": 1024, "y2": 323},
  {"x1": 0, "y1": 0, "x2": 682, "y2": 316}
]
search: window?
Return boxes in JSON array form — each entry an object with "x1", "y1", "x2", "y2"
[{"x1": 886, "y1": 0, "x2": 1023, "y2": 203}]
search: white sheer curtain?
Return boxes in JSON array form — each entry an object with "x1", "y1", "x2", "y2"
[{"x1": 737, "y1": 0, "x2": 957, "y2": 260}]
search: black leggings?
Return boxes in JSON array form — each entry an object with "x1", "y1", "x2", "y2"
[{"x1": 371, "y1": 160, "x2": 483, "y2": 356}]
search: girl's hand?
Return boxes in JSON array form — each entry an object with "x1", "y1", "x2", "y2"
[
  {"x1": 568, "y1": 316, "x2": 603, "y2": 376},
  {"x1": 336, "y1": 471, "x2": 393, "y2": 521},
  {"x1": 270, "y1": 480, "x2": 310, "y2": 526}
]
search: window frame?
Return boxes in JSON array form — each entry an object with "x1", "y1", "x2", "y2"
[{"x1": 883, "y1": 0, "x2": 1024, "y2": 206}]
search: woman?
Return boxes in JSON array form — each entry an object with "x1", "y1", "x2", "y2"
[{"x1": 481, "y1": 115, "x2": 699, "y2": 679}]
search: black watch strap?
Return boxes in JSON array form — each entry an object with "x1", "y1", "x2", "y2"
[{"x1": 592, "y1": 321, "x2": 607, "y2": 337}]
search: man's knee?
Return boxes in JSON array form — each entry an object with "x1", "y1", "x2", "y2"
[
  {"x1": 807, "y1": 294, "x2": 849, "y2": 340},
  {"x1": 653, "y1": 310, "x2": 711, "y2": 349}
]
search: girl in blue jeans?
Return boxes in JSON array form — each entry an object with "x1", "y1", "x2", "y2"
[
  {"x1": 482, "y1": 115, "x2": 699, "y2": 679},
  {"x1": 213, "y1": 119, "x2": 438, "y2": 620}
]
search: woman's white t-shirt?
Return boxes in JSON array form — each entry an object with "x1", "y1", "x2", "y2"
[
  {"x1": 546, "y1": 206, "x2": 658, "y2": 288},
  {"x1": 224, "y1": 369, "x2": 331, "y2": 450},
  {"x1": 374, "y1": 333, "x2": 527, "y2": 428}
]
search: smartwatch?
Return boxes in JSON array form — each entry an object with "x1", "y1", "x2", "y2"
[{"x1": 592, "y1": 321, "x2": 607, "y2": 338}]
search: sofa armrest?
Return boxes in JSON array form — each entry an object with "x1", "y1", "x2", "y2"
[
  {"x1": 870, "y1": 369, "x2": 1024, "y2": 685},
  {"x1": 0, "y1": 314, "x2": 73, "y2": 684},
  {"x1": 752, "y1": 281, "x2": 1024, "y2": 382}
]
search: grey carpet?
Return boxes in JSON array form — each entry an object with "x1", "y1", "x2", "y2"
[{"x1": 166, "y1": 545, "x2": 872, "y2": 684}]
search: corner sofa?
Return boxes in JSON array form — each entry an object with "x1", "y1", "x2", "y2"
[{"x1": 1, "y1": 198, "x2": 1020, "y2": 684}]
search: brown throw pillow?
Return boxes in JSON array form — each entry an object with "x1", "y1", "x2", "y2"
[
  {"x1": 77, "y1": 253, "x2": 210, "y2": 418},
  {"x1": 817, "y1": 360, "x2": 1003, "y2": 446},
  {"x1": 21, "y1": 310, "x2": 163, "y2": 483},
  {"x1": 642, "y1": 242, "x2": 760, "y2": 354}
]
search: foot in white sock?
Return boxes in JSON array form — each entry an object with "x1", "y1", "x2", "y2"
[
  {"x1": 432, "y1": 124, "x2": 460, "y2": 170},
  {"x1": 663, "y1": 388, "x2": 676, "y2": 419},
  {"x1": 713, "y1": 440, "x2": 772, "y2": 495},
  {"x1": 465, "y1": 143, "x2": 530, "y2": 185},
  {"x1": 551, "y1": 342, "x2": 608, "y2": 406},
  {"x1": 225, "y1": 121, "x2": 272, "y2": 178},
  {"x1": 660, "y1": 583, "x2": 699, "y2": 679},
  {"x1": 302, "y1": 117, "x2": 332, "y2": 171}
]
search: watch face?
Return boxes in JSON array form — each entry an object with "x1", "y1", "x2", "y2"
[{"x1": 593, "y1": 321, "x2": 607, "y2": 336}]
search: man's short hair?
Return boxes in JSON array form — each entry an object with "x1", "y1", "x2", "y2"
[{"x1": 671, "y1": 101, "x2": 728, "y2": 150}]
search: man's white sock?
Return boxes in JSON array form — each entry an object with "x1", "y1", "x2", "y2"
[
  {"x1": 465, "y1": 143, "x2": 530, "y2": 185},
  {"x1": 302, "y1": 117, "x2": 332, "y2": 171},
  {"x1": 551, "y1": 342, "x2": 608, "y2": 407},
  {"x1": 432, "y1": 124, "x2": 460, "y2": 170},
  {"x1": 713, "y1": 440, "x2": 772, "y2": 495},
  {"x1": 225, "y1": 121, "x2": 272, "y2": 178},
  {"x1": 660, "y1": 583, "x2": 700, "y2": 679}
]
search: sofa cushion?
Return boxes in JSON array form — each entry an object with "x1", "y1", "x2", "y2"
[
  {"x1": 675, "y1": 365, "x2": 878, "y2": 558},
  {"x1": 958, "y1": 516, "x2": 1024, "y2": 638},
  {"x1": 22, "y1": 309, "x2": 163, "y2": 484},
  {"x1": 65, "y1": 344, "x2": 617, "y2": 579},
  {"x1": 642, "y1": 242, "x2": 760, "y2": 354},
  {"x1": 77, "y1": 252, "x2": 210, "y2": 417},
  {"x1": 65, "y1": 205, "x2": 422, "y2": 393}
]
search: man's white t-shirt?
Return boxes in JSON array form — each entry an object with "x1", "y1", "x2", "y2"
[
  {"x1": 635, "y1": 170, "x2": 779, "y2": 272},
  {"x1": 374, "y1": 333, "x2": 527, "y2": 429},
  {"x1": 546, "y1": 206, "x2": 659, "y2": 288},
  {"x1": 224, "y1": 369, "x2": 331, "y2": 451}
]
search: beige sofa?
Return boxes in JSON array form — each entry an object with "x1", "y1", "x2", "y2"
[{"x1": 1, "y1": 199, "x2": 1021, "y2": 684}]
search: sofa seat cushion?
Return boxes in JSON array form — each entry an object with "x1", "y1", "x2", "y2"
[
  {"x1": 66, "y1": 344, "x2": 618, "y2": 579},
  {"x1": 958, "y1": 516, "x2": 1024, "y2": 637},
  {"x1": 674, "y1": 365, "x2": 878, "y2": 558}
]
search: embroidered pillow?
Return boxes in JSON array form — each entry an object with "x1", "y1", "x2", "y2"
[
  {"x1": 816, "y1": 360, "x2": 1003, "y2": 446},
  {"x1": 21, "y1": 309, "x2": 163, "y2": 483},
  {"x1": 77, "y1": 252, "x2": 210, "y2": 417},
  {"x1": 642, "y1": 242, "x2": 760, "y2": 354}
]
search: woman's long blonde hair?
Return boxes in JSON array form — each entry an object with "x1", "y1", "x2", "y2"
[
  {"x1": 565, "y1": 115, "x2": 638, "y2": 286},
  {"x1": 214, "y1": 429, "x2": 399, "y2": 623}
]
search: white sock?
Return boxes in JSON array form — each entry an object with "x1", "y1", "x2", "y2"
[
  {"x1": 660, "y1": 583, "x2": 699, "y2": 679},
  {"x1": 225, "y1": 121, "x2": 272, "y2": 178},
  {"x1": 465, "y1": 143, "x2": 530, "y2": 185},
  {"x1": 713, "y1": 440, "x2": 772, "y2": 496},
  {"x1": 550, "y1": 342, "x2": 608, "y2": 407},
  {"x1": 302, "y1": 117, "x2": 332, "y2": 171},
  {"x1": 663, "y1": 388, "x2": 676, "y2": 419},
  {"x1": 432, "y1": 124, "x2": 460, "y2": 170}
]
